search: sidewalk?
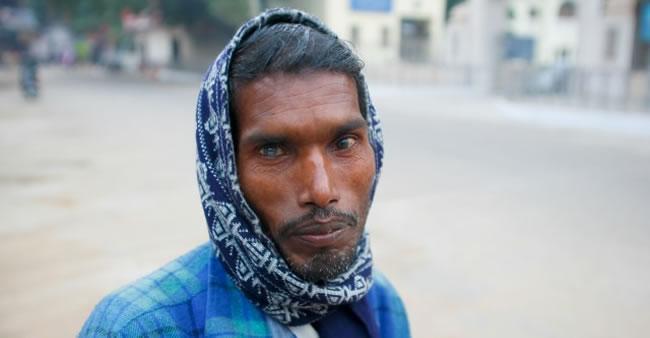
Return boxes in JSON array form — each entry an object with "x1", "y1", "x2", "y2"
[{"x1": 494, "y1": 99, "x2": 650, "y2": 138}]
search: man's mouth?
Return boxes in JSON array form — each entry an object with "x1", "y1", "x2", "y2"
[
  {"x1": 289, "y1": 221, "x2": 350, "y2": 248},
  {"x1": 276, "y1": 208, "x2": 359, "y2": 249}
]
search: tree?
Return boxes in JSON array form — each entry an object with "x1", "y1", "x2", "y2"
[
  {"x1": 206, "y1": 0, "x2": 251, "y2": 28},
  {"x1": 31, "y1": 0, "x2": 252, "y2": 34},
  {"x1": 35, "y1": 0, "x2": 148, "y2": 32},
  {"x1": 446, "y1": 0, "x2": 467, "y2": 22}
]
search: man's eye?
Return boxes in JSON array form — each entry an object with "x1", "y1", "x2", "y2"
[
  {"x1": 259, "y1": 144, "x2": 285, "y2": 157},
  {"x1": 336, "y1": 136, "x2": 357, "y2": 150}
]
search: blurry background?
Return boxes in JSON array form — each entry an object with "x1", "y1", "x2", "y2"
[{"x1": 1, "y1": 0, "x2": 649, "y2": 337}]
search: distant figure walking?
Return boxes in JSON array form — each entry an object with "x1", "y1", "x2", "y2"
[{"x1": 17, "y1": 33, "x2": 39, "y2": 100}]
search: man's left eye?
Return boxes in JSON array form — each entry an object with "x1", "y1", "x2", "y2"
[
  {"x1": 335, "y1": 136, "x2": 357, "y2": 150},
  {"x1": 259, "y1": 144, "x2": 285, "y2": 158}
]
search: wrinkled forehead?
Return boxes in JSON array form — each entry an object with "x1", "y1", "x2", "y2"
[
  {"x1": 235, "y1": 71, "x2": 360, "y2": 116},
  {"x1": 235, "y1": 71, "x2": 362, "y2": 129}
]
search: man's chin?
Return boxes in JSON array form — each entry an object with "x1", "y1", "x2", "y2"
[{"x1": 288, "y1": 246, "x2": 357, "y2": 283}]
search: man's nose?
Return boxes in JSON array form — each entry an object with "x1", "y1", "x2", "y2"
[{"x1": 298, "y1": 149, "x2": 339, "y2": 208}]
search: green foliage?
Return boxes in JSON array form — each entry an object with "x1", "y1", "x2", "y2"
[
  {"x1": 33, "y1": 0, "x2": 252, "y2": 34},
  {"x1": 26, "y1": 0, "x2": 48, "y2": 25},
  {"x1": 446, "y1": 0, "x2": 467, "y2": 22},
  {"x1": 41, "y1": 0, "x2": 148, "y2": 32},
  {"x1": 206, "y1": 0, "x2": 251, "y2": 28},
  {"x1": 159, "y1": 0, "x2": 213, "y2": 27}
]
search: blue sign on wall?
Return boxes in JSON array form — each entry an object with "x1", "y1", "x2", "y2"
[
  {"x1": 503, "y1": 34, "x2": 536, "y2": 61},
  {"x1": 641, "y1": 2, "x2": 650, "y2": 43},
  {"x1": 350, "y1": 0, "x2": 392, "y2": 12}
]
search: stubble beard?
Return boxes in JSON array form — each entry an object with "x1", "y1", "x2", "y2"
[
  {"x1": 282, "y1": 204, "x2": 370, "y2": 284},
  {"x1": 286, "y1": 230, "x2": 362, "y2": 283}
]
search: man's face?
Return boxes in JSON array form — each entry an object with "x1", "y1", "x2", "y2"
[{"x1": 234, "y1": 71, "x2": 376, "y2": 282}]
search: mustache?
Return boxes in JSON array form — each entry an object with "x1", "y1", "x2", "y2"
[{"x1": 277, "y1": 207, "x2": 358, "y2": 239}]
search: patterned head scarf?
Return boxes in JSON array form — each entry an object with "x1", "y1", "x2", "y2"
[{"x1": 195, "y1": 8, "x2": 384, "y2": 326}]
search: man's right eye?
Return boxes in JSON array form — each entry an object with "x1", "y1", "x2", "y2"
[{"x1": 258, "y1": 144, "x2": 285, "y2": 158}]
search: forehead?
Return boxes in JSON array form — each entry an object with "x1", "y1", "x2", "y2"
[{"x1": 234, "y1": 72, "x2": 362, "y2": 136}]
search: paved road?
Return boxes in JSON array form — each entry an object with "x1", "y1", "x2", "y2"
[{"x1": 1, "y1": 67, "x2": 649, "y2": 338}]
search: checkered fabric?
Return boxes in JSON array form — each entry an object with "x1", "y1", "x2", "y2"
[{"x1": 79, "y1": 243, "x2": 410, "y2": 337}]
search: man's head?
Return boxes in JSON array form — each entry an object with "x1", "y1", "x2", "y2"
[
  {"x1": 197, "y1": 9, "x2": 383, "y2": 323},
  {"x1": 229, "y1": 24, "x2": 375, "y2": 283}
]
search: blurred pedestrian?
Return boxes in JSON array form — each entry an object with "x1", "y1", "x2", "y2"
[{"x1": 17, "y1": 31, "x2": 38, "y2": 99}]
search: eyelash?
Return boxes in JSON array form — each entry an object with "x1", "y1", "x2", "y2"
[
  {"x1": 335, "y1": 135, "x2": 358, "y2": 151},
  {"x1": 258, "y1": 143, "x2": 285, "y2": 158},
  {"x1": 255, "y1": 134, "x2": 360, "y2": 159}
]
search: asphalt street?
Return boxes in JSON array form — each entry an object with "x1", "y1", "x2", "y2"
[{"x1": 1, "y1": 67, "x2": 649, "y2": 338}]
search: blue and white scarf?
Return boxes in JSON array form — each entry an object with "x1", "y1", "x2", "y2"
[{"x1": 195, "y1": 8, "x2": 384, "y2": 326}]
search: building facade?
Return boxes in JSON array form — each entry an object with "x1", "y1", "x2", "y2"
[
  {"x1": 576, "y1": 0, "x2": 642, "y2": 107},
  {"x1": 299, "y1": 0, "x2": 447, "y2": 80},
  {"x1": 444, "y1": 0, "x2": 648, "y2": 107},
  {"x1": 500, "y1": 0, "x2": 580, "y2": 65}
]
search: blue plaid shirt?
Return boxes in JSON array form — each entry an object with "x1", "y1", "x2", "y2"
[{"x1": 80, "y1": 243, "x2": 410, "y2": 337}]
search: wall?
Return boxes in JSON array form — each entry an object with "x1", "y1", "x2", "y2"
[
  {"x1": 505, "y1": 0, "x2": 579, "y2": 65},
  {"x1": 322, "y1": 0, "x2": 446, "y2": 78}
]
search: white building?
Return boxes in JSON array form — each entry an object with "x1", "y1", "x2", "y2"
[
  {"x1": 576, "y1": 0, "x2": 641, "y2": 107},
  {"x1": 444, "y1": 0, "x2": 647, "y2": 106},
  {"x1": 503, "y1": 0, "x2": 579, "y2": 65},
  {"x1": 283, "y1": 0, "x2": 447, "y2": 81},
  {"x1": 134, "y1": 26, "x2": 191, "y2": 68},
  {"x1": 322, "y1": 0, "x2": 446, "y2": 65},
  {"x1": 121, "y1": 10, "x2": 193, "y2": 71},
  {"x1": 445, "y1": 0, "x2": 580, "y2": 66},
  {"x1": 442, "y1": 0, "x2": 507, "y2": 91},
  {"x1": 266, "y1": 0, "x2": 646, "y2": 105}
]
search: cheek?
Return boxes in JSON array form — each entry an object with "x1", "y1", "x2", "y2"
[
  {"x1": 338, "y1": 146, "x2": 376, "y2": 203},
  {"x1": 238, "y1": 163, "x2": 293, "y2": 228}
]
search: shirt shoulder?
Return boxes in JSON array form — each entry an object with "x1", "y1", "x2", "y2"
[
  {"x1": 79, "y1": 243, "x2": 213, "y2": 337},
  {"x1": 366, "y1": 269, "x2": 411, "y2": 338}
]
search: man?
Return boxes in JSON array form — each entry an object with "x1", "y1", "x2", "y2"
[{"x1": 80, "y1": 8, "x2": 409, "y2": 338}]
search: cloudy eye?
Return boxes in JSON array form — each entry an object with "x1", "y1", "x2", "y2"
[
  {"x1": 336, "y1": 136, "x2": 357, "y2": 150},
  {"x1": 259, "y1": 144, "x2": 285, "y2": 158}
]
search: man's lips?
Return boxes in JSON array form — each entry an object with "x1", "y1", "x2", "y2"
[{"x1": 287, "y1": 220, "x2": 351, "y2": 248}]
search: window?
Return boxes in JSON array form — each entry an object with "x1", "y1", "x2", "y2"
[
  {"x1": 556, "y1": 48, "x2": 569, "y2": 61},
  {"x1": 558, "y1": 1, "x2": 577, "y2": 18},
  {"x1": 399, "y1": 18, "x2": 430, "y2": 62},
  {"x1": 530, "y1": 7, "x2": 540, "y2": 19}
]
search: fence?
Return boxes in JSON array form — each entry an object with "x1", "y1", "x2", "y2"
[{"x1": 496, "y1": 61, "x2": 650, "y2": 112}]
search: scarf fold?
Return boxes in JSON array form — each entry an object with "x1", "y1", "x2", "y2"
[{"x1": 195, "y1": 8, "x2": 384, "y2": 326}]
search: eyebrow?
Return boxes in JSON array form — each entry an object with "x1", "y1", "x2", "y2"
[
  {"x1": 241, "y1": 117, "x2": 368, "y2": 147},
  {"x1": 333, "y1": 118, "x2": 368, "y2": 137},
  {"x1": 243, "y1": 133, "x2": 288, "y2": 147}
]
